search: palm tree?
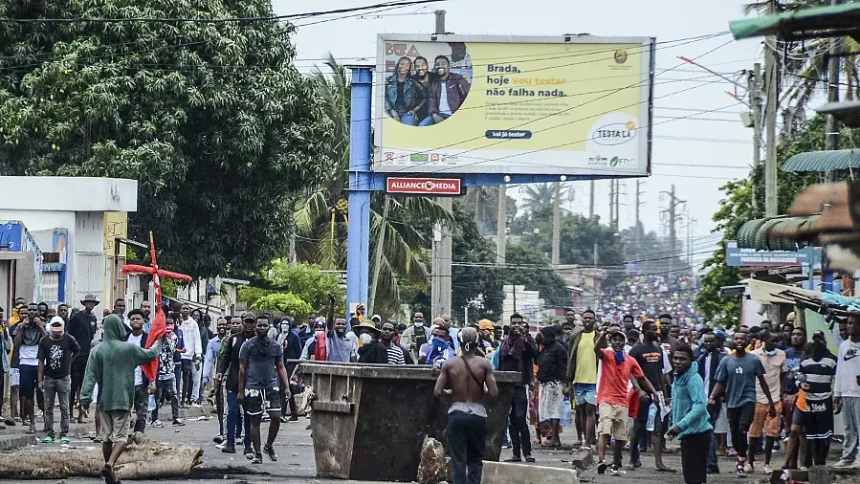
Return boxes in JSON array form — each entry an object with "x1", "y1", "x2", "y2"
[
  {"x1": 743, "y1": 1, "x2": 860, "y2": 136},
  {"x1": 294, "y1": 54, "x2": 452, "y2": 314}
]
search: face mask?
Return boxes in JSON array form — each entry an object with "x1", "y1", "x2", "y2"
[
  {"x1": 359, "y1": 333, "x2": 372, "y2": 345},
  {"x1": 765, "y1": 349, "x2": 777, "y2": 356},
  {"x1": 413, "y1": 320, "x2": 422, "y2": 326}
]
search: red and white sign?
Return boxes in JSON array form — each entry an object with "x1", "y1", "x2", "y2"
[{"x1": 386, "y1": 177, "x2": 462, "y2": 196}]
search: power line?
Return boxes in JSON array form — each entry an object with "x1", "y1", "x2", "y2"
[{"x1": 0, "y1": 0, "x2": 446, "y2": 24}]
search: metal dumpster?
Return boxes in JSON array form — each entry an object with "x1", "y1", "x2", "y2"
[{"x1": 300, "y1": 362, "x2": 520, "y2": 481}]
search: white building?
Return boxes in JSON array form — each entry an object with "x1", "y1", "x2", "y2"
[{"x1": 0, "y1": 176, "x2": 138, "y2": 313}]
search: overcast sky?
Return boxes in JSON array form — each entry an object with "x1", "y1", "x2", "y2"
[{"x1": 274, "y1": 0, "x2": 767, "y2": 264}]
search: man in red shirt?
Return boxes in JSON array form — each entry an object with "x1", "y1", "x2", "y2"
[{"x1": 595, "y1": 327, "x2": 659, "y2": 477}]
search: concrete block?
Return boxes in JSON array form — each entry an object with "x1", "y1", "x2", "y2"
[
  {"x1": 0, "y1": 434, "x2": 37, "y2": 451},
  {"x1": 568, "y1": 447, "x2": 593, "y2": 470},
  {"x1": 481, "y1": 461, "x2": 578, "y2": 484}
]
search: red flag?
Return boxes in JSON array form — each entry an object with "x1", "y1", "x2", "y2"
[{"x1": 142, "y1": 308, "x2": 166, "y2": 382}]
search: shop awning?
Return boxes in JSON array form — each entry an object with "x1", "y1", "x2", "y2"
[
  {"x1": 729, "y1": 2, "x2": 860, "y2": 41},
  {"x1": 781, "y1": 149, "x2": 860, "y2": 172}
]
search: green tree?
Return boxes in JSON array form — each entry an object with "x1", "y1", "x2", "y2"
[
  {"x1": 294, "y1": 55, "x2": 451, "y2": 313},
  {"x1": 250, "y1": 293, "x2": 313, "y2": 318},
  {"x1": 451, "y1": 202, "x2": 504, "y2": 323},
  {"x1": 696, "y1": 116, "x2": 856, "y2": 325},
  {"x1": 503, "y1": 244, "x2": 570, "y2": 308},
  {"x1": 238, "y1": 261, "x2": 344, "y2": 314},
  {"x1": 0, "y1": 0, "x2": 332, "y2": 278}
]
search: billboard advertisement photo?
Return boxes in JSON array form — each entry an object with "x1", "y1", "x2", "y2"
[{"x1": 375, "y1": 34, "x2": 655, "y2": 176}]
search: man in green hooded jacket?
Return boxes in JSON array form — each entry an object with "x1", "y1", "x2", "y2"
[{"x1": 81, "y1": 315, "x2": 161, "y2": 484}]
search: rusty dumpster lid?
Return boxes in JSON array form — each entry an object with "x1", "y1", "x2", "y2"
[{"x1": 298, "y1": 361, "x2": 523, "y2": 383}]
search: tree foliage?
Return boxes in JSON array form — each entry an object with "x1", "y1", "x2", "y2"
[
  {"x1": 695, "y1": 116, "x2": 856, "y2": 326},
  {"x1": 0, "y1": 0, "x2": 333, "y2": 277},
  {"x1": 503, "y1": 244, "x2": 570, "y2": 308},
  {"x1": 238, "y1": 261, "x2": 344, "y2": 315},
  {"x1": 250, "y1": 293, "x2": 313, "y2": 318}
]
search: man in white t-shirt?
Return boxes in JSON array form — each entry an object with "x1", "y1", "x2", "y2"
[
  {"x1": 178, "y1": 304, "x2": 203, "y2": 406},
  {"x1": 125, "y1": 309, "x2": 150, "y2": 433}
]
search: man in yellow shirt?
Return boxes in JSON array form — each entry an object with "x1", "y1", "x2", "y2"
[{"x1": 567, "y1": 309, "x2": 598, "y2": 447}]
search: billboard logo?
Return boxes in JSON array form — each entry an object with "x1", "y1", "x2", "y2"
[
  {"x1": 614, "y1": 50, "x2": 628, "y2": 64},
  {"x1": 610, "y1": 156, "x2": 633, "y2": 167},
  {"x1": 591, "y1": 123, "x2": 637, "y2": 146},
  {"x1": 386, "y1": 177, "x2": 462, "y2": 196},
  {"x1": 410, "y1": 153, "x2": 429, "y2": 162},
  {"x1": 588, "y1": 154, "x2": 608, "y2": 166},
  {"x1": 384, "y1": 152, "x2": 395, "y2": 161}
]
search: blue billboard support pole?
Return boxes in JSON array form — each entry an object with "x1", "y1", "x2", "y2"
[{"x1": 346, "y1": 67, "x2": 375, "y2": 315}]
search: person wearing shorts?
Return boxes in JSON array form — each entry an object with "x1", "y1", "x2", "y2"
[
  {"x1": 567, "y1": 310, "x2": 599, "y2": 448},
  {"x1": 80, "y1": 315, "x2": 161, "y2": 484},
  {"x1": 13, "y1": 311, "x2": 46, "y2": 434},
  {"x1": 594, "y1": 328, "x2": 657, "y2": 477},
  {"x1": 748, "y1": 331, "x2": 787, "y2": 474},
  {"x1": 238, "y1": 314, "x2": 291, "y2": 464},
  {"x1": 536, "y1": 326, "x2": 567, "y2": 448}
]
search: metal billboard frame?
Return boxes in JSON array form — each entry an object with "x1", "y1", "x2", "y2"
[{"x1": 374, "y1": 33, "x2": 656, "y2": 177}]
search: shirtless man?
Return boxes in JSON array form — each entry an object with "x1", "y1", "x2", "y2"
[{"x1": 434, "y1": 327, "x2": 499, "y2": 484}]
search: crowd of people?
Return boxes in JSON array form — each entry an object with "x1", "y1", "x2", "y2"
[
  {"x1": 5, "y1": 291, "x2": 860, "y2": 484},
  {"x1": 599, "y1": 274, "x2": 702, "y2": 327}
]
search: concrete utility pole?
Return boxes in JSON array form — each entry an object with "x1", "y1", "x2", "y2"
[
  {"x1": 750, "y1": 63, "x2": 763, "y2": 215},
  {"x1": 589, "y1": 180, "x2": 595, "y2": 220},
  {"x1": 552, "y1": 182, "x2": 561, "y2": 265},
  {"x1": 824, "y1": 0, "x2": 841, "y2": 179},
  {"x1": 635, "y1": 180, "x2": 644, "y2": 252},
  {"x1": 614, "y1": 180, "x2": 621, "y2": 228},
  {"x1": 663, "y1": 184, "x2": 686, "y2": 273},
  {"x1": 430, "y1": 10, "x2": 451, "y2": 319},
  {"x1": 368, "y1": 196, "x2": 390, "y2": 315},
  {"x1": 608, "y1": 180, "x2": 615, "y2": 226},
  {"x1": 496, "y1": 184, "x2": 507, "y2": 264},
  {"x1": 764, "y1": 1, "x2": 779, "y2": 217}
]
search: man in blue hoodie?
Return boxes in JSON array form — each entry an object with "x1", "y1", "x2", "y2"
[{"x1": 667, "y1": 345, "x2": 713, "y2": 484}]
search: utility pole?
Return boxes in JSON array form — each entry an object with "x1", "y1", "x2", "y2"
[
  {"x1": 368, "y1": 196, "x2": 390, "y2": 315},
  {"x1": 552, "y1": 182, "x2": 561, "y2": 265},
  {"x1": 496, "y1": 184, "x2": 507, "y2": 264},
  {"x1": 662, "y1": 184, "x2": 686, "y2": 273},
  {"x1": 635, "y1": 180, "x2": 644, "y2": 252},
  {"x1": 430, "y1": 10, "x2": 451, "y2": 319},
  {"x1": 614, "y1": 180, "x2": 621, "y2": 228},
  {"x1": 750, "y1": 63, "x2": 763, "y2": 215},
  {"x1": 608, "y1": 180, "x2": 615, "y2": 227},
  {"x1": 764, "y1": 1, "x2": 779, "y2": 217},
  {"x1": 589, "y1": 181, "x2": 595, "y2": 220},
  {"x1": 824, "y1": 0, "x2": 841, "y2": 178}
]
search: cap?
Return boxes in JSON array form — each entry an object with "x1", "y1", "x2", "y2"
[
  {"x1": 49, "y1": 316, "x2": 65, "y2": 333},
  {"x1": 313, "y1": 320, "x2": 327, "y2": 330},
  {"x1": 371, "y1": 314, "x2": 382, "y2": 322},
  {"x1": 812, "y1": 330, "x2": 826, "y2": 339},
  {"x1": 242, "y1": 312, "x2": 257, "y2": 321},
  {"x1": 80, "y1": 294, "x2": 100, "y2": 305},
  {"x1": 478, "y1": 319, "x2": 494, "y2": 330}
]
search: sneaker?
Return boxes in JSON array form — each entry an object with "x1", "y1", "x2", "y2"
[
  {"x1": 736, "y1": 464, "x2": 746, "y2": 478},
  {"x1": 213, "y1": 435, "x2": 224, "y2": 444},
  {"x1": 780, "y1": 469, "x2": 790, "y2": 482},
  {"x1": 280, "y1": 416, "x2": 289, "y2": 423},
  {"x1": 215, "y1": 442, "x2": 226, "y2": 450},
  {"x1": 151, "y1": 420, "x2": 164, "y2": 428},
  {"x1": 852, "y1": 461, "x2": 860, "y2": 470},
  {"x1": 251, "y1": 453, "x2": 262, "y2": 464},
  {"x1": 832, "y1": 459, "x2": 853, "y2": 469},
  {"x1": 524, "y1": 456, "x2": 535, "y2": 463},
  {"x1": 763, "y1": 464, "x2": 773, "y2": 474},
  {"x1": 597, "y1": 461, "x2": 608, "y2": 475},
  {"x1": 41, "y1": 436, "x2": 54, "y2": 444},
  {"x1": 263, "y1": 444, "x2": 278, "y2": 461},
  {"x1": 244, "y1": 446, "x2": 254, "y2": 460},
  {"x1": 610, "y1": 465, "x2": 623, "y2": 477},
  {"x1": 172, "y1": 419, "x2": 185, "y2": 427},
  {"x1": 706, "y1": 467, "x2": 720, "y2": 474},
  {"x1": 744, "y1": 462, "x2": 753, "y2": 474},
  {"x1": 59, "y1": 435, "x2": 70, "y2": 444},
  {"x1": 221, "y1": 443, "x2": 236, "y2": 454},
  {"x1": 191, "y1": 403, "x2": 202, "y2": 408},
  {"x1": 288, "y1": 415, "x2": 299, "y2": 422}
]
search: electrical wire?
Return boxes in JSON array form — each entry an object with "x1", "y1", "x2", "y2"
[{"x1": 0, "y1": 0, "x2": 447, "y2": 24}]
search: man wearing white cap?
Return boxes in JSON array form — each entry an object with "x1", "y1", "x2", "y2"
[{"x1": 37, "y1": 316, "x2": 80, "y2": 443}]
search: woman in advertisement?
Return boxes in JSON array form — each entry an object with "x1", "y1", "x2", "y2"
[{"x1": 384, "y1": 56, "x2": 425, "y2": 126}]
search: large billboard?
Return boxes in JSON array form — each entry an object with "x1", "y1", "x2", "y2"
[{"x1": 374, "y1": 34, "x2": 655, "y2": 176}]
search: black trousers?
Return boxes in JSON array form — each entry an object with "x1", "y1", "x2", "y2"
[
  {"x1": 0, "y1": 371, "x2": 5, "y2": 417},
  {"x1": 447, "y1": 411, "x2": 486, "y2": 484},
  {"x1": 727, "y1": 403, "x2": 755, "y2": 458},
  {"x1": 681, "y1": 430, "x2": 711, "y2": 484},
  {"x1": 508, "y1": 385, "x2": 532, "y2": 457},
  {"x1": 69, "y1": 357, "x2": 86, "y2": 413},
  {"x1": 152, "y1": 379, "x2": 180, "y2": 422}
]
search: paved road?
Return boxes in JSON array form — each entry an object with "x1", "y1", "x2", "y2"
[{"x1": 2, "y1": 409, "x2": 854, "y2": 484}]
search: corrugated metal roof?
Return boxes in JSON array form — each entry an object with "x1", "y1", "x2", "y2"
[
  {"x1": 781, "y1": 150, "x2": 860, "y2": 172},
  {"x1": 729, "y1": 3, "x2": 860, "y2": 41},
  {"x1": 737, "y1": 216, "x2": 819, "y2": 250}
]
